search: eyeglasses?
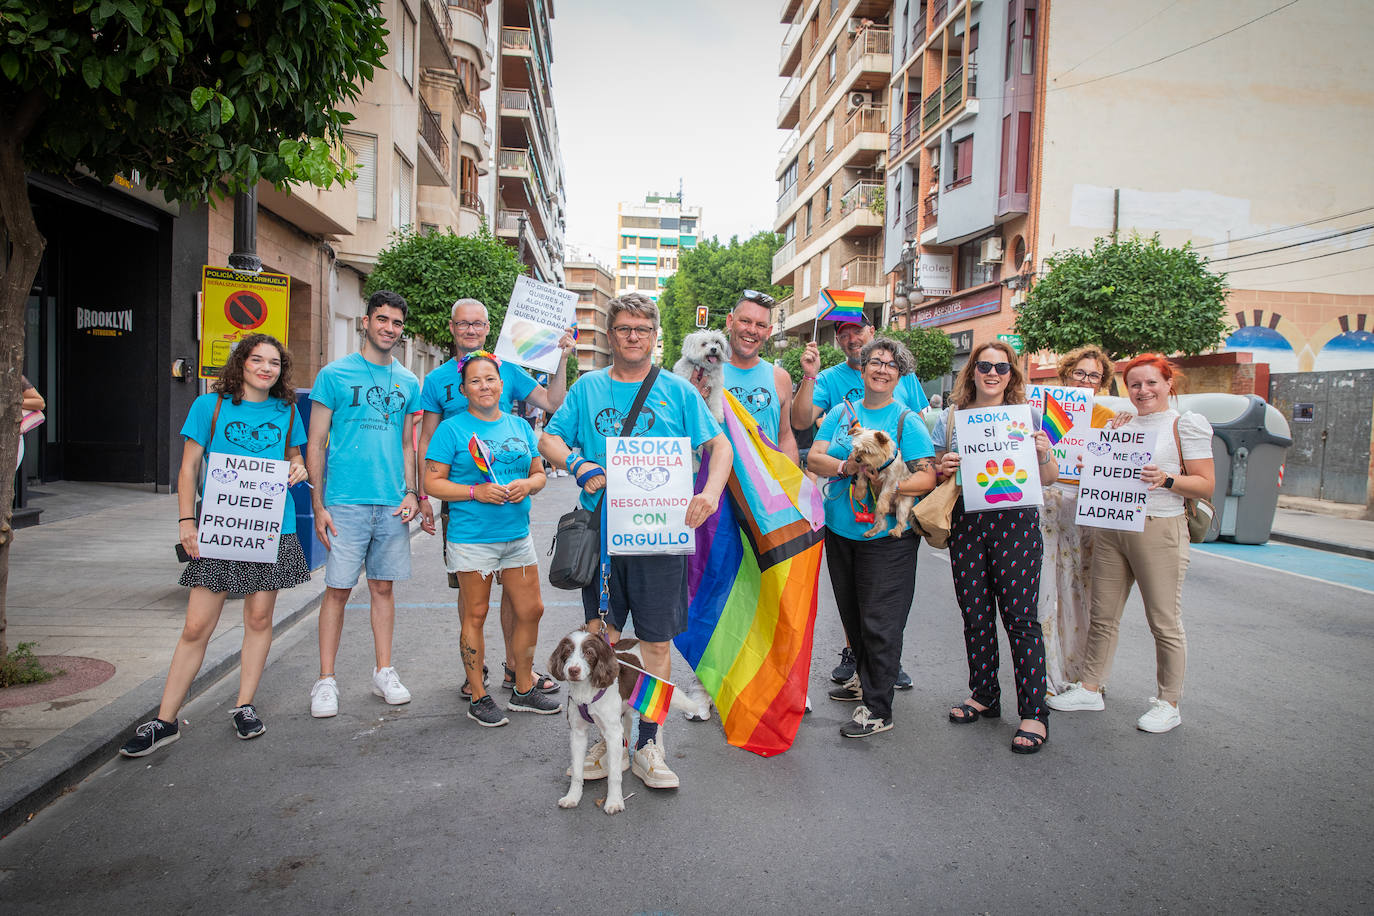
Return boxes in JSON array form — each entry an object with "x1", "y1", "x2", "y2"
[
  {"x1": 865, "y1": 358, "x2": 898, "y2": 371},
  {"x1": 740, "y1": 289, "x2": 776, "y2": 307},
  {"x1": 975, "y1": 360, "x2": 1012, "y2": 376},
  {"x1": 611, "y1": 324, "x2": 655, "y2": 339},
  {"x1": 1071, "y1": 369, "x2": 1104, "y2": 383},
  {"x1": 451, "y1": 320, "x2": 488, "y2": 330}
]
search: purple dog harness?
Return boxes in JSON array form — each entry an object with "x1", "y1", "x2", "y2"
[{"x1": 577, "y1": 687, "x2": 608, "y2": 724}]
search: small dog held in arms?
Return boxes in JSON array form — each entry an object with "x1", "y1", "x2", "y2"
[
  {"x1": 672, "y1": 328, "x2": 730, "y2": 423},
  {"x1": 548, "y1": 628, "x2": 702, "y2": 815},
  {"x1": 848, "y1": 428, "x2": 916, "y2": 538}
]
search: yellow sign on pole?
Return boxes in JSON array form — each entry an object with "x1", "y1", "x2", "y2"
[{"x1": 199, "y1": 266, "x2": 291, "y2": 379}]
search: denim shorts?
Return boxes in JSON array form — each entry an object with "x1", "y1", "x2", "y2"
[
  {"x1": 323, "y1": 504, "x2": 412, "y2": 588},
  {"x1": 445, "y1": 534, "x2": 538, "y2": 575}
]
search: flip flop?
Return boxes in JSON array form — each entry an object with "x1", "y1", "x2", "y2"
[
  {"x1": 502, "y1": 662, "x2": 559, "y2": 693},
  {"x1": 1010, "y1": 728, "x2": 1048, "y2": 755}
]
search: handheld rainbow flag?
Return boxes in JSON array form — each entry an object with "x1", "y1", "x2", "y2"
[
  {"x1": 676, "y1": 390, "x2": 826, "y2": 757},
  {"x1": 624, "y1": 663, "x2": 674, "y2": 725},
  {"x1": 817, "y1": 288, "x2": 867, "y2": 324},
  {"x1": 1042, "y1": 393, "x2": 1073, "y2": 446},
  {"x1": 467, "y1": 434, "x2": 497, "y2": 484}
]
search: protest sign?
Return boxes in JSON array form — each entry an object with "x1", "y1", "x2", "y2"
[
  {"x1": 494, "y1": 275, "x2": 577, "y2": 374},
  {"x1": 954, "y1": 404, "x2": 1044, "y2": 512},
  {"x1": 197, "y1": 452, "x2": 291, "y2": 562},
  {"x1": 1075, "y1": 427, "x2": 1159, "y2": 532},
  {"x1": 604, "y1": 436, "x2": 694, "y2": 555},
  {"x1": 1026, "y1": 383, "x2": 1094, "y2": 483}
]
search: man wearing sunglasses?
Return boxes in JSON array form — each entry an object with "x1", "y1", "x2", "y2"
[{"x1": 721, "y1": 290, "x2": 798, "y2": 464}]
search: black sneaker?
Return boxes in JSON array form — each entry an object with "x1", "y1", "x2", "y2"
[
  {"x1": 508, "y1": 687, "x2": 563, "y2": 715},
  {"x1": 231, "y1": 704, "x2": 266, "y2": 740},
  {"x1": 894, "y1": 667, "x2": 914, "y2": 690},
  {"x1": 467, "y1": 695, "x2": 509, "y2": 728},
  {"x1": 827, "y1": 675, "x2": 862, "y2": 702},
  {"x1": 119, "y1": 718, "x2": 180, "y2": 757},
  {"x1": 830, "y1": 647, "x2": 856, "y2": 684},
  {"x1": 840, "y1": 705, "x2": 893, "y2": 738}
]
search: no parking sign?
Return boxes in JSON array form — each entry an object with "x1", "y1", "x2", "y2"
[{"x1": 199, "y1": 266, "x2": 291, "y2": 379}]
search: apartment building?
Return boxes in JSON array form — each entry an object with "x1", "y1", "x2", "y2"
[
  {"x1": 772, "y1": 0, "x2": 893, "y2": 345},
  {"x1": 565, "y1": 256, "x2": 615, "y2": 373},
  {"x1": 614, "y1": 193, "x2": 702, "y2": 303},
  {"x1": 493, "y1": 0, "x2": 567, "y2": 287}
]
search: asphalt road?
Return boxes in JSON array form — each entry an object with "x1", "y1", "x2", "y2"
[{"x1": 1, "y1": 475, "x2": 1370, "y2": 914}]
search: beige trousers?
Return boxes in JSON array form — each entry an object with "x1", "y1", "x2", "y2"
[{"x1": 1082, "y1": 515, "x2": 1190, "y2": 704}]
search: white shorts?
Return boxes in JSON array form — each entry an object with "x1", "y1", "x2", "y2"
[{"x1": 445, "y1": 534, "x2": 538, "y2": 576}]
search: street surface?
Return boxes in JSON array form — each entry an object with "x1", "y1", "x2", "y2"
[{"x1": 0, "y1": 475, "x2": 1370, "y2": 914}]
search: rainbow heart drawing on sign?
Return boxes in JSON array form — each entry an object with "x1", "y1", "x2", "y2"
[{"x1": 507, "y1": 318, "x2": 561, "y2": 363}]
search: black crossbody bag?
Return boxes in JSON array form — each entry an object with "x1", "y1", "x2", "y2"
[{"x1": 547, "y1": 367, "x2": 659, "y2": 590}]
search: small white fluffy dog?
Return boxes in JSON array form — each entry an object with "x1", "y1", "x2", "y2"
[{"x1": 673, "y1": 329, "x2": 730, "y2": 423}]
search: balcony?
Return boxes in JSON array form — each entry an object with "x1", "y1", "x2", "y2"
[
  {"x1": 911, "y1": 21, "x2": 926, "y2": 52},
  {"x1": 840, "y1": 255, "x2": 883, "y2": 288},
  {"x1": 451, "y1": 0, "x2": 490, "y2": 67},
  {"x1": 459, "y1": 189, "x2": 485, "y2": 220},
  {"x1": 772, "y1": 237, "x2": 797, "y2": 275},
  {"x1": 417, "y1": 95, "x2": 449, "y2": 185},
  {"x1": 904, "y1": 205, "x2": 919, "y2": 240},
  {"x1": 776, "y1": 181, "x2": 798, "y2": 218},
  {"x1": 844, "y1": 26, "x2": 891, "y2": 76},
  {"x1": 780, "y1": 0, "x2": 802, "y2": 23},
  {"x1": 776, "y1": 127, "x2": 799, "y2": 174},
  {"x1": 838, "y1": 179, "x2": 884, "y2": 218},
  {"x1": 942, "y1": 65, "x2": 964, "y2": 114},
  {"x1": 922, "y1": 88, "x2": 941, "y2": 132},
  {"x1": 777, "y1": 76, "x2": 800, "y2": 130},
  {"x1": 779, "y1": 14, "x2": 803, "y2": 77},
  {"x1": 932, "y1": 0, "x2": 948, "y2": 26},
  {"x1": 904, "y1": 102, "x2": 921, "y2": 147},
  {"x1": 450, "y1": 0, "x2": 487, "y2": 26},
  {"x1": 889, "y1": 125, "x2": 902, "y2": 158},
  {"x1": 419, "y1": 0, "x2": 454, "y2": 71},
  {"x1": 499, "y1": 147, "x2": 530, "y2": 177}
]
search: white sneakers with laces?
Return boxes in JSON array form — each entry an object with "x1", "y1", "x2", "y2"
[
  {"x1": 372, "y1": 666, "x2": 412, "y2": 705},
  {"x1": 310, "y1": 676, "x2": 339, "y2": 718},
  {"x1": 1046, "y1": 682, "x2": 1105, "y2": 712},
  {"x1": 565, "y1": 737, "x2": 631, "y2": 780},
  {"x1": 1137, "y1": 697, "x2": 1181, "y2": 733},
  {"x1": 632, "y1": 738, "x2": 679, "y2": 789}
]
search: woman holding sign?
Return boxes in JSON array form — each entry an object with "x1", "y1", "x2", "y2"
[
  {"x1": 120, "y1": 334, "x2": 310, "y2": 758},
  {"x1": 1048, "y1": 354, "x2": 1213, "y2": 734},
  {"x1": 809, "y1": 337, "x2": 936, "y2": 739},
  {"x1": 934, "y1": 340, "x2": 1058, "y2": 754},
  {"x1": 423, "y1": 352, "x2": 560, "y2": 727}
]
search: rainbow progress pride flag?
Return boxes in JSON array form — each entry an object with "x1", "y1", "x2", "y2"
[
  {"x1": 675, "y1": 390, "x2": 826, "y2": 757},
  {"x1": 1042, "y1": 393, "x2": 1073, "y2": 445},
  {"x1": 817, "y1": 288, "x2": 866, "y2": 324},
  {"x1": 467, "y1": 434, "x2": 497, "y2": 484},
  {"x1": 626, "y1": 666, "x2": 675, "y2": 725}
]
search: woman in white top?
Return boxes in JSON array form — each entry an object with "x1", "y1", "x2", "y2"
[{"x1": 1048, "y1": 354, "x2": 1214, "y2": 733}]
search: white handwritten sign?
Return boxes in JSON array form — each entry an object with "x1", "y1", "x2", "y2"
[
  {"x1": 1075, "y1": 427, "x2": 1159, "y2": 532},
  {"x1": 604, "y1": 436, "x2": 693, "y2": 555},
  {"x1": 954, "y1": 404, "x2": 1044, "y2": 512},
  {"x1": 197, "y1": 453, "x2": 290, "y2": 562},
  {"x1": 494, "y1": 274, "x2": 577, "y2": 374},
  {"x1": 1026, "y1": 383, "x2": 1094, "y2": 483}
]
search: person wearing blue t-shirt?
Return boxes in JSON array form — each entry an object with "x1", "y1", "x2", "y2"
[
  {"x1": 721, "y1": 290, "x2": 797, "y2": 463},
  {"x1": 417, "y1": 297, "x2": 574, "y2": 698},
  {"x1": 790, "y1": 312, "x2": 930, "y2": 685},
  {"x1": 120, "y1": 334, "x2": 311, "y2": 758},
  {"x1": 808, "y1": 336, "x2": 936, "y2": 739},
  {"x1": 540, "y1": 292, "x2": 732, "y2": 792},
  {"x1": 306, "y1": 291, "x2": 425, "y2": 720},
  {"x1": 424, "y1": 352, "x2": 561, "y2": 726}
]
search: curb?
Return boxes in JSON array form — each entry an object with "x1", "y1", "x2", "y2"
[{"x1": 1268, "y1": 531, "x2": 1374, "y2": 561}]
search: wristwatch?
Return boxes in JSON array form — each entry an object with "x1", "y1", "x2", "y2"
[{"x1": 1162, "y1": 475, "x2": 1175, "y2": 489}]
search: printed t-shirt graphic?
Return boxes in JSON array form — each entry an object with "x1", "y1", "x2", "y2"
[
  {"x1": 426, "y1": 411, "x2": 539, "y2": 544},
  {"x1": 724, "y1": 359, "x2": 783, "y2": 443},
  {"x1": 812, "y1": 362, "x2": 930, "y2": 417},
  {"x1": 310, "y1": 352, "x2": 420, "y2": 505},
  {"x1": 815, "y1": 401, "x2": 933, "y2": 541},
  {"x1": 420, "y1": 357, "x2": 538, "y2": 420}
]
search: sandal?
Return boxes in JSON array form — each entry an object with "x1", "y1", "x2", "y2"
[
  {"x1": 502, "y1": 662, "x2": 558, "y2": 693},
  {"x1": 1010, "y1": 728, "x2": 1049, "y2": 755},
  {"x1": 460, "y1": 665, "x2": 489, "y2": 699},
  {"x1": 948, "y1": 699, "x2": 1001, "y2": 724}
]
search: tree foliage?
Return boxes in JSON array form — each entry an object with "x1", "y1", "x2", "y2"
[
  {"x1": 878, "y1": 324, "x2": 955, "y2": 383},
  {"x1": 658, "y1": 231, "x2": 791, "y2": 368},
  {"x1": 1013, "y1": 234, "x2": 1229, "y2": 360},
  {"x1": 365, "y1": 226, "x2": 526, "y2": 352},
  {"x1": 777, "y1": 342, "x2": 845, "y2": 385}
]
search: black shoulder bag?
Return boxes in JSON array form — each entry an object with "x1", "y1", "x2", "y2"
[{"x1": 547, "y1": 367, "x2": 659, "y2": 590}]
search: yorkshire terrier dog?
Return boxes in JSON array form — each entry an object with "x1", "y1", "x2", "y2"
[
  {"x1": 847, "y1": 428, "x2": 915, "y2": 539},
  {"x1": 673, "y1": 329, "x2": 730, "y2": 423}
]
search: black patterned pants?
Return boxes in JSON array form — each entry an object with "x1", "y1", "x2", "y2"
[{"x1": 948, "y1": 503, "x2": 1049, "y2": 724}]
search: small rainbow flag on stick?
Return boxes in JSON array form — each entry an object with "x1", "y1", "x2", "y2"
[
  {"x1": 623, "y1": 662, "x2": 675, "y2": 725},
  {"x1": 467, "y1": 434, "x2": 498, "y2": 484},
  {"x1": 1042, "y1": 393, "x2": 1073, "y2": 445},
  {"x1": 817, "y1": 288, "x2": 867, "y2": 324}
]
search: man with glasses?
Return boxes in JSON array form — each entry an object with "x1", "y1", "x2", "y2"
[
  {"x1": 540, "y1": 292, "x2": 733, "y2": 792},
  {"x1": 719, "y1": 290, "x2": 798, "y2": 464},
  {"x1": 418, "y1": 297, "x2": 575, "y2": 698}
]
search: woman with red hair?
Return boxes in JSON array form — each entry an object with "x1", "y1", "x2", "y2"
[{"x1": 1048, "y1": 354, "x2": 1214, "y2": 733}]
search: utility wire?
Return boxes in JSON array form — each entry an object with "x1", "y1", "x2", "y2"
[
  {"x1": 1256, "y1": 262, "x2": 1374, "y2": 286},
  {"x1": 1190, "y1": 205, "x2": 1374, "y2": 250},
  {"x1": 1206, "y1": 224, "x2": 1374, "y2": 263},
  {"x1": 1226, "y1": 240, "x2": 1374, "y2": 274}
]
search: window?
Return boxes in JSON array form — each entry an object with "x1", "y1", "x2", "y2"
[
  {"x1": 820, "y1": 253, "x2": 830, "y2": 288},
  {"x1": 420, "y1": 222, "x2": 439, "y2": 235},
  {"x1": 827, "y1": 48, "x2": 837, "y2": 84},
  {"x1": 1006, "y1": 2, "x2": 1016, "y2": 77},
  {"x1": 660, "y1": 217, "x2": 680, "y2": 230},
  {"x1": 398, "y1": 7, "x2": 415, "y2": 88},
  {"x1": 450, "y1": 127, "x2": 460, "y2": 187},
  {"x1": 824, "y1": 115, "x2": 835, "y2": 152},
  {"x1": 783, "y1": 219, "x2": 796, "y2": 243},
  {"x1": 892, "y1": 179, "x2": 902, "y2": 226},
  {"x1": 830, "y1": 0, "x2": 839, "y2": 17},
  {"x1": 809, "y1": 77, "x2": 818, "y2": 112},
  {"x1": 344, "y1": 131, "x2": 377, "y2": 220},
  {"x1": 640, "y1": 237, "x2": 659, "y2": 250},
  {"x1": 807, "y1": 137, "x2": 816, "y2": 172},
  {"x1": 957, "y1": 234, "x2": 1001, "y2": 290},
  {"x1": 393, "y1": 151, "x2": 413, "y2": 229},
  {"x1": 802, "y1": 262, "x2": 812, "y2": 298},
  {"x1": 804, "y1": 201, "x2": 813, "y2": 236},
  {"x1": 823, "y1": 182, "x2": 832, "y2": 217},
  {"x1": 949, "y1": 136, "x2": 973, "y2": 188},
  {"x1": 637, "y1": 277, "x2": 656, "y2": 290},
  {"x1": 680, "y1": 219, "x2": 696, "y2": 233},
  {"x1": 1022, "y1": 9, "x2": 1036, "y2": 75}
]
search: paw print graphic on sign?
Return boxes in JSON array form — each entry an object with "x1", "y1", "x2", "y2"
[
  {"x1": 626, "y1": 466, "x2": 670, "y2": 491},
  {"x1": 210, "y1": 468, "x2": 238, "y2": 485},
  {"x1": 1086, "y1": 440, "x2": 1112, "y2": 457},
  {"x1": 1005, "y1": 420, "x2": 1029, "y2": 442},
  {"x1": 975, "y1": 458, "x2": 1028, "y2": 504}
]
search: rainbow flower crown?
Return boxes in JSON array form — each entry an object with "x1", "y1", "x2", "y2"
[{"x1": 457, "y1": 350, "x2": 501, "y2": 375}]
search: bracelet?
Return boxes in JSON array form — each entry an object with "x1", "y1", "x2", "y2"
[
  {"x1": 405, "y1": 487, "x2": 418, "y2": 496},
  {"x1": 179, "y1": 516, "x2": 196, "y2": 523},
  {"x1": 568, "y1": 455, "x2": 585, "y2": 475},
  {"x1": 803, "y1": 375, "x2": 817, "y2": 381},
  {"x1": 1038, "y1": 453, "x2": 1054, "y2": 465},
  {"x1": 468, "y1": 485, "x2": 475, "y2": 501}
]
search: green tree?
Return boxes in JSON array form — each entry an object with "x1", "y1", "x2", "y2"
[
  {"x1": 659, "y1": 231, "x2": 791, "y2": 368},
  {"x1": 777, "y1": 342, "x2": 845, "y2": 386},
  {"x1": 1013, "y1": 234, "x2": 1229, "y2": 360},
  {"x1": 879, "y1": 324, "x2": 955, "y2": 383},
  {"x1": 0, "y1": 0, "x2": 389, "y2": 657},
  {"x1": 365, "y1": 226, "x2": 526, "y2": 352}
]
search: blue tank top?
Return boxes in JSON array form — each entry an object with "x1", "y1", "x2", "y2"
[{"x1": 724, "y1": 359, "x2": 783, "y2": 443}]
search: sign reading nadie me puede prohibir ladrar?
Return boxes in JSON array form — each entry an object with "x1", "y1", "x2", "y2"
[
  {"x1": 604, "y1": 436, "x2": 694, "y2": 556},
  {"x1": 197, "y1": 452, "x2": 291, "y2": 563}
]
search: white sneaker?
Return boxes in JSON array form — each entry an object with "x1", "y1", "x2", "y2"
[
  {"x1": 1047, "y1": 682, "x2": 1105, "y2": 712},
  {"x1": 632, "y1": 738, "x2": 679, "y2": 789},
  {"x1": 371, "y1": 666, "x2": 412, "y2": 705},
  {"x1": 564, "y1": 737, "x2": 630, "y2": 780},
  {"x1": 310, "y1": 676, "x2": 339, "y2": 718},
  {"x1": 1137, "y1": 697, "x2": 1181, "y2": 733}
]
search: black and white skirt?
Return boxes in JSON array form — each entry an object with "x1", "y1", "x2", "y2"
[{"x1": 179, "y1": 533, "x2": 311, "y2": 594}]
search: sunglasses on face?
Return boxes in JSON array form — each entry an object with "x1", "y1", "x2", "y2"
[
  {"x1": 975, "y1": 360, "x2": 1012, "y2": 376},
  {"x1": 740, "y1": 289, "x2": 776, "y2": 307}
]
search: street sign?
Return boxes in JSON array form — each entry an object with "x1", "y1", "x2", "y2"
[
  {"x1": 695, "y1": 305, "x2": 709, "y2": 328},
  {"x1": 200, "y1": 266, "x2": 291, "y2": 379},
  {"x1": 997, "y1": 333, "x2": 1024, "y2": 353}
]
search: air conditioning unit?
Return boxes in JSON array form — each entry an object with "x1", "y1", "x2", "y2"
[
  {"x1": 847, "y1": 17, "x2": 863, "y2": 34},
  {"x1": 978, "y1": 237, "x2": 1004, "y2": 264},
  {"x1": 848, "y1": 91, "x2": 872, "y2": 111}
]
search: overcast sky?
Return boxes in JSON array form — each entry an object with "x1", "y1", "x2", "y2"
[{"x1": 550, "y1": 0, "x2": 785, "y2": 267}]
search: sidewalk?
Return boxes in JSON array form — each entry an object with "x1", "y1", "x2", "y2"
[{"x1": 1271, "y1": 497, "x2": 1374, "y2": 560}]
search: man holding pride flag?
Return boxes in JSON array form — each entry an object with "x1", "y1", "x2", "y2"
[{"x1": 721, "y1": 289, "x2": 798, "y2": 464}]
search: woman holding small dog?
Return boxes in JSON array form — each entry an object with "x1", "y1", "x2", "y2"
[
  {"x1": 424, "y1": 352, "x2": 561, "y2": 727},
  {"x1": 934, "y1": 340, "x2": 1058, "y2": 754},
  {"x1": 808, "y1": 337, "x2": 936, "y2": 739}
]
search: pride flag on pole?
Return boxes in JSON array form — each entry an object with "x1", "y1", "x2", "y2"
[
  {"x1": 624, "y1": 664, "x2": 675, "y2": 725},
  {"x1": 467, "y1": 434, "x2": 497, "y2": 484},
  {"x1": 1042, "y1": 393, "x2": 1073, "y2": 446},
  {"x1": 817, "y1": 288, "x2": 866, "y2": 324}
]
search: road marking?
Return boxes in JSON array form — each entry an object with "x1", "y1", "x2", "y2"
[
  {"x1": 1192, "y1": 541, "x2": 1374, "y2": 595},
  {"x1": 346, "y1": 601, "x2": 584, "y2": 609}
]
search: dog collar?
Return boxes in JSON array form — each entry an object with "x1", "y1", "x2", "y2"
[
  {"x1": 875, "y1": 456, "x2": 895, "y2": 473},
  {"x1": 578, "y1": 687, "x2": 608, "y2": 724}
]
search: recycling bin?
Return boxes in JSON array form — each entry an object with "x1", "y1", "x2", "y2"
[{"x1": 292, "y1": 388, "x2": 328, "y2": 570}]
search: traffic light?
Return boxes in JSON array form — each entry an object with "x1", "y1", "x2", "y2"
[{"x1": 695, "y1": 305, "x2": 709, "y2": 328}]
